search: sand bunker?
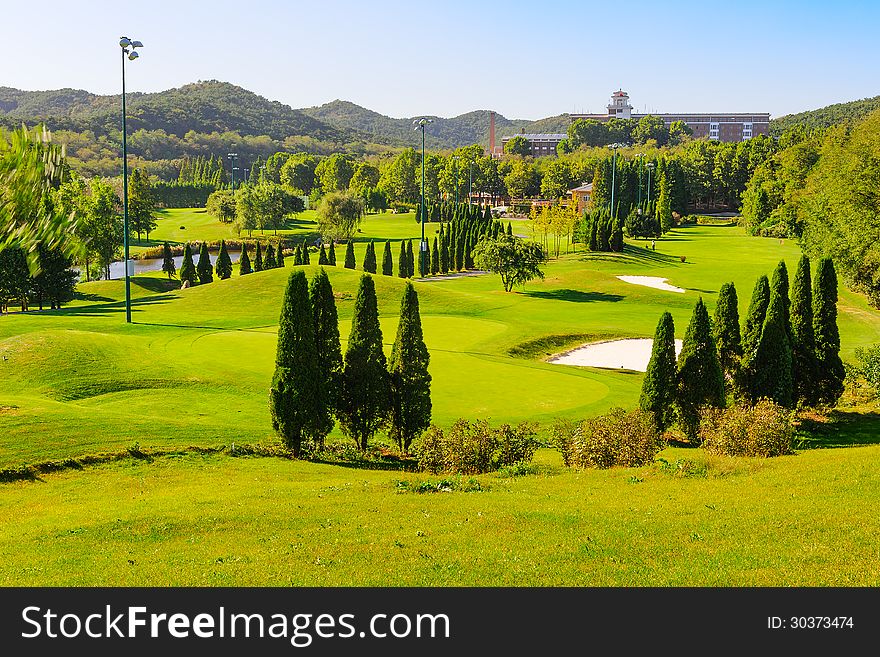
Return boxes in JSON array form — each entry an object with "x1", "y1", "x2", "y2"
[
  {"x1": 617, "y1": 275, "x2": 685, "y2": 293},
  {"x1": 549, "y1": 338, "x2": 684, "y2": 372}
]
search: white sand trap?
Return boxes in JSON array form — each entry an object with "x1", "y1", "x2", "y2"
[
  {"x1": 617, "y1": 275, "x2": 685, "y2": 293},
  {"x1": 549, "y1": 338, "x2": 683, "y2": 372}
]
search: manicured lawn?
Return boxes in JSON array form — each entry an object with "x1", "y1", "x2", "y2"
[{"x1": 1, "y1": 220, "x2": 879, "y2": 585}]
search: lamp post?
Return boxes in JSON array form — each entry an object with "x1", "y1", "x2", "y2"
[
  {"x1": 227, "y1": 152, "x2": 238, "y2": 190},
  {"x1": 636, "y1": 153, "x2": 645, "y2": 213},
  {"x1": 119, "y1": 36, "x2": 143, "y2": 324},
  {"x1": 646, "y1": 161, "x2": 656, "y2": 208},
  {"x1": 413, "y1": 118, "x2": 433, "y2": 277}
]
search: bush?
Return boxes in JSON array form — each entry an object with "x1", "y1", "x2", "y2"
[
  {"x1": 552, "y1": 409, "x2": 662, "y2": 469},
  {"x1": 853, "y1": 344, "x2": 880, "y2": 394},
  {"x1": 699, "y1": 399, "x2": 794, "y2": 457},
  {"x1": 413, "y1": 419, "x2": 538, "y2": 474}
]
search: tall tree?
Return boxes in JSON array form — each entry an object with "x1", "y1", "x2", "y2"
[
  {"x1": 741, "y1": 275, "x2": 770, "y2": 357},
  {"x1": 640, "y1": 312, "x2": 677, "y2": 432},
  {"x1": 676, "y1": 298, "x2": 725, "y2": 442},
  {"x1": 338, "y1": 275, "x2": 390, "y2": 450},
  {"x1": 713, "y1": 282, "x2": 742, "y2": 395},
  {"x1": 387, "y1": 282, "x2": 432, "y2": 453},
  {"x1": 318, "y1": 244, "x2": 328, "y2": 265},
  {"x1": 309, "y1": 268, "x2": 342, "y2": 445},
  {"x1": 398, "y1": 240, "x2": 408, "y2": 278},
  {"x1": 791, "y1": 255, "x2": 819, "y2": 405},
  {"x1": 431, "y1": 236, "x2": 440, "y2": 275},
  {"x1": 179, "y1": 243, "x2": 196, "y2": 286},
  {"x1": 328, "y1": 242, "x2": 337, "y2": 266},
  {"x1": 771, "y1": 260, "x2": 792, "y2": 343},
  {"x1": 276, "y1": 241, "x2": 285, "y2": 268},
  {"x1": 254, "y1": 242, "x2": 263, "y2": 272},
  {"x1": 363, "y1": 240, "x2": 377, "y2": 274},
  {"x1": 813, "y1": 258, "x2": 845, "y2": 406},
  {"x1": 746, "y1": 288, "x2": 794, "y2": 407},
  {"x1": 239, "y1": 243, "x2": 252, "y2": 275},
  {"x1": 344, "y1": 240, "x2": 356, "y2": 269},
  {"x1": 161, "y1": 241, "x2": 176, "y2": 279},
  {"x1": 128, "y1": 168, "x2": 157, "y2": 242},
  {"x1": 196, "y1": 242, "x2": 213, "y2": 284},
  {"x1": 301, "y1": 239, "x2": 310, "y2": 265},
  {"x1": 382, "y1": 240, "x2": 393, "y2": 276},
  {"x1": 215, "y1": 240, "x2": 233, "y2": 280},
  {"x1": 265, "y1": 243, "x2": 277, "y2": 269},
  {"x1": 406, "y1": 240, "x2": 415, "y2": 278},
  {"x1": 269, "y1": 270, "x2": 325, "y2": 456}
]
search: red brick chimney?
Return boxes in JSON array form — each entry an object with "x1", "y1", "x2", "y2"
[{"x1": 489, "y1": 111, "x2": 496, "y2": 154}]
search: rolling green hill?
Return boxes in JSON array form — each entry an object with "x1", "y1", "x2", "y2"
[{"x1": 770, "y1": 94, "x2": 880, "y2": 135}]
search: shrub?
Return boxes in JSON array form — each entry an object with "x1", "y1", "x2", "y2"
[
  {"x1": 552, "y1": 408, "x2": 662, "y2": 469},
  {"x1": 699, "y1": 399, "x2": 794, "y2": 457},
  {"x1": 413, "y1": 419, "x2": 538, "y2": 475}
]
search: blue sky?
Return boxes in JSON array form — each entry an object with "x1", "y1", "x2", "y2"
[{"x1": 1, "y1": 0, "x2": 877, "y2": 120}]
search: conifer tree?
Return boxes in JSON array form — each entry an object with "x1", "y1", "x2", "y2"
[
  {"x1": 741, "y1": 275, "x2": 770, "y2": 356},
  {"x1": 215, "y1": 240, "x2": 233, "y2": 280},
  {"x1": 610, "y1": 220, "x2": 624, "y2": 252},
  {"x1": 676, "y1": 298, "x2": 725, "y2": 442},
  {"x1": 431, "y1": 237, "x2": 440, "y2": 275},
  {"x1": 506, "y1": 222, "x2": 513, "y2": 236},
  {"x1": 179, "y1": 243, "x2": 196, "y2": 286},
  {"x1": 254, "y1": 242, "x2": 264, "y2": 272},
  {"x1": 363, "y1": 240, "x2": 377, "y2": 274},
  {"x1": 589, "y1": 215, "x2": 599, "y2": 251},
  {"x1": 344, "y1": 241, "x2": 356, "y2": 269},
  {"x1": 265, "y1": 244, "x2": 277, "y2": 269},
  {"x1": 269, "y1": 270, "x2": 324, "y2": 456},
  {"x1": 294, "y1": 243, "x2": 303, "y2": 266},
  {"x1": 162, "y1": 241, "x2": 176, "y2": 279},
  {"x1": 813, "y1": 258, "x2": 845, "y2": 406},
  {"x1": 319, "y1": 244, "x2": 328, "y2": 265},
  {"x1": 276, "y1": 242, "x2": 285, "y2": 268},
  {"x1": 713, "y1": 282, "x2": 742, "y2": 395},
  {"x1": 301, "y1": 239, "x2": 310, "y2": 265},
  {"x1": 382, "y1": 240, "x2": 393, "y2": 276},
  {"x1": 440, "y1": 232, "x2": 450, "y2": 274},
  {"x1": 398, "y1": 240, "x2": 408, "y2": 278},
  {"x1": 197, "y1": 242, "x2": 213, "y2": 284},
  {"x1": 771, "y1": 260, "x2": 792, "y2": 344},
  {"x1": 406, "y1": 240, "x2": 415, "y2": 278},
  {"x1": 328, "y1": 242, "x2": 337, "y2": 266},
  {"x1": 640, "y1": 312, "x2": 677, "y2": 432},
  {"x1": 483, "y1": 205, "x2": 492, "y2": 222},
  {"x1": 239, "y1": 243, "x2": 252, "y2": 275},
  {"x1": 454, "y1": 228, "x2": 465, "y2": 270},
  {"x1": 338, "y1": 275, "x2": 390, "y2": 450},
  {"x1": 388, "y1": 282, "x2": 432, "y2": 453},
  {"x1": 309, "y1": 267, "x2": 342, "y2": 443},
  {"x1": 791, "y1": 255, "x2": 820, "y2": 406},
  {"x1": 746, "y1": 288, "x2": 793, "y2": 407}
]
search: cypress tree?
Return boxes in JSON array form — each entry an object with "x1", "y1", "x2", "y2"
[
  {"x1": 406, "y1": 240, "x2": 415, "y2": 278},
  {"x1": 254, "y1": 242, "x2": 264, "y2": 272},
  {"x1": 713, "y1": 282, "x2": 742, "y2": 395},
  {"x1": 269, "y1": 270, "x2": 324, "y2": 457},
  {"x1": 239, "y1": 243, "x2": 252, "y2": 275},
  {"x1": 746, "y1": 288, "x2": 793, "y2": 407},
  {"x1": 440, "y1": 232, "x2": 450, "y2": 274},
  {"x1": 344, "y1": 241, "x2": 356, "y2": 269},
  {"x1": 813, "y1": 258, "x2": 845, "y2": 406},
  {"x1": 388, "y1": 282, "x2": 432, "y2": 453},
  {"x1": 741, "y1": 275, "x2": 770, "y2": 357},
  {"x1": 294, "y1": 243, "x2": 303, "y2": 266},
  {"x1": 791, "y1": 255, "x2": 820, "y2": 406},
  {"x1": 302, "y1": 239, "x2": 310, "y2": 265},
  {"x1": 611, "y1": 220, "x2": 624, "y2": 252},
  {"x1": 276, "y1": 242, "x2": 285, "y2": 268},
  {"x1": 265, "y1": 244, "x2": 277, "y2": 269},
  {"x1": 197, "y1": 242, "x2": 213, "y2": 284},
  {"x1": 382, "y1": 240, "x2": 393, "y2": 276},
  {"x1": 318, "y1": 244, "x2": 328, "y2": 265},
  {"x1": 640, "y1": 312, "x2": 677, "y2": 432},
  {"x1": 483, "y1": 205, "x2": 492, "y2": 222},
  {"x1": 771, "y1": 260, "x2": 792, "y2": 344},
  {"x1": 338, "y1": 275, "x2": 390, "y2": 450},
  {"x1": 179, "y1": 243, "x2": 196, "y2": 286},
  {"x1": 328, "y1": 242, "x2": 337, "y2": 266},
  {"x1": 161, "y1": 241, "x2": 176, "y2": 279},
  {"x1": 675, "y1": 298, "x2": 725, "y2": 442},
  {"x1": 215, "y1": 240, "x2": 233, "y2": 280},
  {"x1": 506, "y1": 222, "x2": 513, "y2": 236},
  {"x1": 589, "y1": 215, "x2": 599, "y2": 251},
  {"x1": 431, "y1": 237, "x2": 439, "y2": 275},
  {"x1": 398, "y1": 240, "x2": 408, "y2": 278},
  {"x1": 363, "y1": 240, "x2": 377, "y2": 274},
  {"x1": 454, "y1": 227, "x2": 465, "y2": 270},
  {"x1": 309, "y1": 267, "x2": 342, "y2": 444}
]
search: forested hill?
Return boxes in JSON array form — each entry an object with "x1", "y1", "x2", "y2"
[
  {"x1": 0, "y1": 81, "x2": 347, "y2": 141},
  {"x1": 770, "y1": 94, "x2": 880, "y2": 135},
  {"x1": 300, "y1": 99, "x2": 570, "y2": 149}
]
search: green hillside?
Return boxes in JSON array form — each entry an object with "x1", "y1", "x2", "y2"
[{"x1": 770, "y1": 94, "x2": 880, "y2": 135}]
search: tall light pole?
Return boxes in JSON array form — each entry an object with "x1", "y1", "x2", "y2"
[
  {"x1": 452, "y1": 155, "x2": 459, "y2": 206},
  {"x1": 646, "y1": 161, "x2": 656, "y2": 208},
  {"x1": 227, "y1": 152, "x2": 238, "y2": 190},
  {"x1": 413, "y1": 118, "x2": 433, "y2": 277},
  {"x1": 636, "y1": 152, "x2": 645, "y2": 213},
  {"x1": 119, "y1": 36, "x2": 143, "y2": 324},
  {"x1": 608, "y1": 143, "x2": 623, "y2": 219}
]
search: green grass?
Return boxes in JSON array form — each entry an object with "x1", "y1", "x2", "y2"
[{"x1": 1, "y1": 217, "x2": 879, "y2": 585}]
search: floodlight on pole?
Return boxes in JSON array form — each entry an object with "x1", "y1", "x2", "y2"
[
  {"x1": 119, "y1": 35, "x2": 143, "y2": 324},
  {"x1": 227, "y1": 152, "x2": 238, "y2": 190},
  {"x1": 413, "y1": 118, "x2": 433, "y2": 277}
]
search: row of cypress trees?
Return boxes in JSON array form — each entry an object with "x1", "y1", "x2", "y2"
[
  {"x1": 584, "y1": 207, "x2": 625, "y2": 253},
  {"x1": 269, "y1": 269, "x2": 432, "y2": 456},
  {"x1": 640, "y1": 256, "x2": 845, "y2": 441}
]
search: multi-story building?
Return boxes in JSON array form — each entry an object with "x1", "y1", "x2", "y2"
[
  {"x1": 570, "y1": 90, "x2": 770, "y2": 143},
  {"x1": 499, "y1": 132, "x2": 568, "y2": 157}
]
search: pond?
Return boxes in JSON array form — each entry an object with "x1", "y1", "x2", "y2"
[{"x1": 103, "y1": 250, "x2": 241, "y2": 280}]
